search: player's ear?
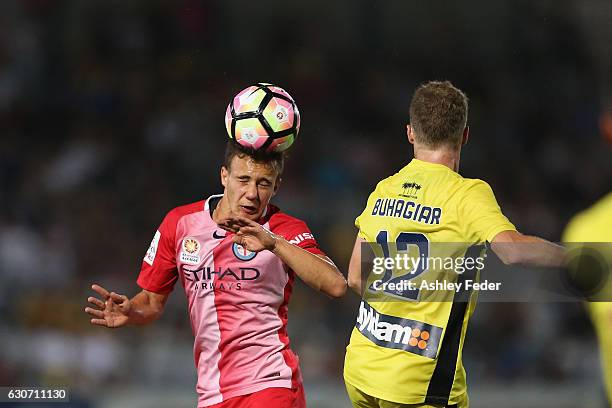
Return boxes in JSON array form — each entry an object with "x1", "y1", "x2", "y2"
[
  {"x1": 221, "y1": 166, "x2": 229, "y2": 188},
  {"x1": 407, "y1": 124, "x2": 416, "y2": 145},
  {"x1": 600, "y1": 112, "x2": 612, "y2": 146},
  {"x1": 462, "y1": 126, "x2": 470, "y2": 146}
]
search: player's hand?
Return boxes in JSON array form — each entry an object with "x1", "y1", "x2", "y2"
[
  {"x1": 218, "y1": 216, "x2": 278, "y2": 253},
  {"x1": 85, "y1": 284, "x2": 131, "y2": 328}
]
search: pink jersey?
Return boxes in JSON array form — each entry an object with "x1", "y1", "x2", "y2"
[{"x1": 137, "y1": 194, "x2": 325, "y2": 407}]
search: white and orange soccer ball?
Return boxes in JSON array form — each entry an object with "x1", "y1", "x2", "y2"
[{"x1": 224, "y1": 83, "x2": 300, "y2": 153}]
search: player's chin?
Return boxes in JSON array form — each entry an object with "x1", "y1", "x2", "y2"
[{"x1": 238, "y1": 205, "x2": 261, "y2": 219}]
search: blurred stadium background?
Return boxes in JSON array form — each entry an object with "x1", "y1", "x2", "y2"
[{"x1": 1, "y1": 1, "x2": 612, "y2": 407}]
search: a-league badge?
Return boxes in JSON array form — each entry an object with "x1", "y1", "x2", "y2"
[
  {"x1": 180, "y1": 237, "x2": 201, "y2": 265},
  {"x1": 232, "y1": 242, "x2": 257, "y2": 261}
]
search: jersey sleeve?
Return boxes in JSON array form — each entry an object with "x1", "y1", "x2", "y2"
[
  {"x1": 271, "y1": 215, "x2": 326, "y2": 257},
  {"x1": 459, "y1": 180, "x2": 516, "y2": 243},
  {"x1": 355, "y1": 208, "x2": 368, "y2": 240},
  {"x1": 137, "y1": 210, "x2": 180, "y2": 294}
]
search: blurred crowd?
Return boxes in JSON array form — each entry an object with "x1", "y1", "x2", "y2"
[{"x1": 1, "y1": 0, "x2": 611, "y2": 406}]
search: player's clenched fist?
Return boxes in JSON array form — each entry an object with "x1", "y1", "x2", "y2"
[{"x1": 85, "y1": 284, "x2": 131, "y2": 328}]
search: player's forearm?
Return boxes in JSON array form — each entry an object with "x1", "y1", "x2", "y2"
[
  {"x1": 492, "y1": 234, "x2": 566, "y2": 267},
  {"x1": 347, "y1": 237, "x2": 365, "y2": 295},
  {"x1": 347, "y1": 255, "x2": 363, "y2": 295},
  {"x1": 515, "y1": 237, "x2": 565, "y2": 267},
  {"x1": 272, "y1": 238, "x2": 347, "y2": 298},
  {"x1": 127, "y1": 290, "x2": 166, "y2": 325}
]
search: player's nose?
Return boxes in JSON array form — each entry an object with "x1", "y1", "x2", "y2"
[{"x1": 244, "y1": 182, "x2": 258, "y2": 200}]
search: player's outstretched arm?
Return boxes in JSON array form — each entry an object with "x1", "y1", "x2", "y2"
[
  {"x1": 219, "y1": 216, "x2": 347, "y2": 298},
  {"x1": 272, "y1": 237, "x2": 347, "y2": 298},
  {"x1": 347, "y1": 235, "x2": 365, "y2": 295},
  {"x1": 491, "y1": 230, "x2": 565, "y2": 267},
  {"x1": 85, "y1": 284, "x2": 169, "y2": 328}
]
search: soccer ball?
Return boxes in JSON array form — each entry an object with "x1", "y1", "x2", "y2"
[{"x1": 225, "y1": 83, "x2": 300, "y2": 153}]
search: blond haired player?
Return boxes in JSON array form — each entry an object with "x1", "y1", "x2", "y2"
[
  {"x1": 563, "y1": 78, "x2": 612, "y2": 406},
  {"x1": 344, "y1": 81, "x2": 565, "y2": 408}
]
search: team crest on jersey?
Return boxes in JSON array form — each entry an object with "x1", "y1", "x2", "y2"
[
  {"x1": 180, "y1": 237, "x2": 201, "y2": 264},
  {"x1": 232, "y1": 242, "x2": 257, "y2": 261},
  {"x1": 400, "y1": 181, "x2": 422, "y2": 199}
]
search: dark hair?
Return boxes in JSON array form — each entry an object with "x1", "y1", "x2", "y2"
[
  {"x1": 409, "y1": 81, "x2": 468, "y2": 149},
  {"x1": 223, "y1": 140, "x2": 285, "y2": 176}
]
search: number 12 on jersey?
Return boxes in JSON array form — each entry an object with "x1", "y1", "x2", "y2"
[{"x1": 367, "y1": 230, "x2": 430, "y2": 301}]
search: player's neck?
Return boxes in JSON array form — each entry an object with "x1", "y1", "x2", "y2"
[
  {"x1": 212, "y1": 196, "x2": 232, "y2": 223},
  {"x1": 413, "y1": 147, "x2": 461, "y2": 173}
]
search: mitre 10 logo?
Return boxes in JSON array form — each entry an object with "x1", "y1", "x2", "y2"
[{"x1": 182, "y1": 266, "x2": 260, "y2": 291}]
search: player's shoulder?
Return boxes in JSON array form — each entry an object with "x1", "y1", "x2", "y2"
[
  {"x1": 168, "y1": 199, "x2": 206, "y2": 217},
  {"x1": 460, "y1": 177, "x2": 492, "y2": 189},
  {"x1": 564, "y1": 211, "x2": 590, "y2": 242},
  {"x1": 564, "y1": 192, "x2": 612, "y2": 241},
  {"x1": 266, "y1": 205, "x2": 322, "y2": 248},
  {"x1": 588, "y1": 191, "x2": 612, "y2": 215},
  {"x1": 267, "y1": 204, "x2": 310, "y2": 232},
  {"x1": 365, "y1": 161, "x2": 424, "y2": 195},
  {"x1": 457, "y1": 177, "x2": 495, "y2": 195},
  {"x1": 163, "y1": 199, "x2": 206, "y2": 225},
  {"x1": 451, "y1": 178, "x2": 503, "y2": 213},
  {"x1": 369, "y1": 169, "x2": 407, "y2": 195}
]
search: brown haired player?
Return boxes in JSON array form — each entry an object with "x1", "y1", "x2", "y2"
[
  {"x1": 85, "y1": 140, "x2": 347, "y2": 408},
  {"x1": 344, "y1": 81, "x2": 564, "y2": 408}
]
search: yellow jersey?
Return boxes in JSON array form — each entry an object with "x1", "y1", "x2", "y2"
[
  {"x1": 563, "y1": 192, "x2": 612, "y2": 406},
  {"x1": 344, "y1": 159, "x2": 516, "y2": 405}
]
